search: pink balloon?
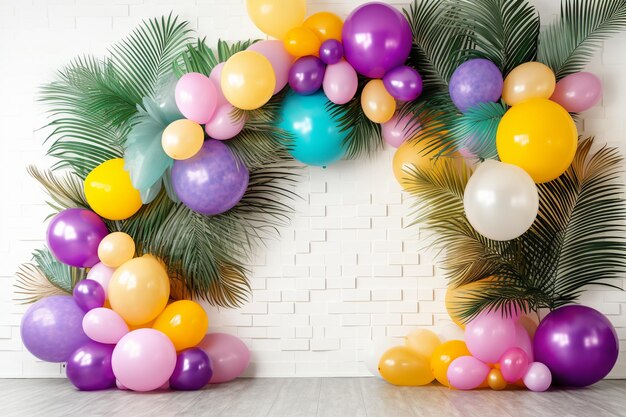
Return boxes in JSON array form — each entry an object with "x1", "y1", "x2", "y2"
[
  {"x1": 551, "y1": 72, "x2": 602, "y2": 113},
  {"x1": 82, "y1": 307, "x2": 129, "y2": 344},
  {"x1": 205, "y1": 104, "x2": 246, "y2": 140},
  {"x1": 175, "y1": 72, "x2": 218, "y2": 124},
  {"x1": 198, "y1": 333, "x2": 250, "y2": 383},
  {"x1": 248, "y1": 40, "x2": 295, "y2": 95},
  {"x1": 499, "y1": 347, "x2": 530, "y2": 383},
  {"x1": 447, "y1": 356, "x2": 491, "y2": 390},
  {"x1": 465, "y1": 311, "x2": 517, "y2": 363},
  {"x1": 323, "y1": 60, "x2": 358, "y2": 105},
  {"x1": 523, "y1": 362, "x2": 552, "y2": 392},
  {"x1": 382, "y1": 113, "x2": 420, "y2": 148},
  {"x1": 116, "y1": 379, "x2": 127, "y2": 390},
  {"x1": 112, "y1": 329, "x2": 176, "y2": 392},
  {"x1": 86, "y1": 262, "x2": 115, "y2": 298},
  {"x1": 514, "y1": 321, "x2": 533, "y2": 362},
  {"x1": 209, "y1": 63, "x2": 227, "y2": 108}
]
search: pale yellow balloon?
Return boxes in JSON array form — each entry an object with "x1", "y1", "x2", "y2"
[
  {"x1": 98, "y1": 232, "x2": 136, "y2": 268},
  {"x1": 161, "y1": 119, "x2": 204, "y2": 160},
  {"x1": 246, "y1": 0, "x2": 306, "y2": 39},
  {"x1": 502, "y1": 62, "x2": 556, "y2": 106},
  {"x1": 361, "y1": 79, "x2": 396, "y2": 124},
  {"x1": 221, "y1": 51, "x2": 276, "y2": 111},
  {"x1": 405, "y1": 329, "x2": 441, "y2": 359}
]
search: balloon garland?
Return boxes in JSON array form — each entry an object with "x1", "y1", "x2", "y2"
[{"x1": 15, "y1": 0, "x2": 626, "y2": 392}]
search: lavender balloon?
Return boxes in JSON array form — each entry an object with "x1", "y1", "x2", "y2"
[
  {"x1": 20, "y1": 296, "x2": 90, "y2": 362},
  {"x1": 319, "y1": 39, "x2": 343, "y2": 65},
  {"x1": 449, "y1": 58, "x2": 503, "y2": 112},
  {"x1": 73, "y1": 280, "x2": 105, "y2": 312},
  {"x1": 534, "y1": 305, "x2": 618, "y2": 387},
  {"x1": 46, "y1": 208, "x2": 108, "y2": 268},
  {"x1": 383, "y1": 65, "x2": 423, "y2": 101},
  {"x1": 289, "y1": 56, "x2": 326, "y2": 95},
  {"x1": 66, "y1": 342, "x2": 116, "y2": 391},
  {"x1": 170, "y1": 348, "x2": 213, "y2": 390},
  {"x1": 172, "y1": 140, "x2": 249, "y2": 216}
]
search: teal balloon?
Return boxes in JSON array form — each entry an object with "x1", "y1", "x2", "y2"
[{"x1": 279, "y1": 91, "x2": 349, "y2": 166}]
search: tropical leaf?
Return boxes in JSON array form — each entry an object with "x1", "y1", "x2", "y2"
[
  {"x1": 173, "y1": 38, "x2": 258, "y2": 77},
  {"x1": 450, "y1": 100, "x2": 507, "y2": 160},
  {"x1": 27, "y1": 166, "x2": 89, "y2": 217},
  {"x1": 14, "y1": 263, "x2": 68, "y2": 304},
  {"x1": 31, "y1": 248, "x2": 86, "y2": 294}
]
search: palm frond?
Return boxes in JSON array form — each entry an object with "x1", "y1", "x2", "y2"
[
  {"x1": 27, "y1": 166, "x2": 89, "y2": 217},
  {"x1": 450, "y1": 100, "x2": 507, "y2": 160},
  {"x1": 14, "y1": 263, "x2": 69, "y2": 304},
  {"x1": 31, "y1": 248, "x2": 87, "y2": 294},
  {"x1": 173, "y1": 38, "x2": 258, "y2": 77}
]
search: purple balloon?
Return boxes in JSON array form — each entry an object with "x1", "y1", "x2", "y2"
[
  {"x1": 46, "y1": 208, "x2": 108, "y2": 268},
  {"x1": 319, "y1": 39, "x2": 343, "y2": 65},
  {"x1": 72, "y1": 280, "x2": 105, "y2": 312},
  {"x1": 449, "y1": 58, "x2": 503, "y2": 112},
  {"x1": 172, "y1": 140, "x2": 249, "y2": 216},
  {"x1": 534, "y1": 305, "x2": 619, "y2": 387},
  {"x1": 170, "y1": 348, "x2": 213, "y2": 390},
  {"x1": 342, "y1": 3, "x2": 413, "y2": 78},
  {"x1": 66, "y1": 342, "x2": 116, "y2": 391},
  {"x1": 20, "y1": 296, "x2": 90, "y2": 362},
  {"x1": 289, "y1": 56, "x2": 326, "y2": 95},
  {"x1": 383, "y1": 65, "x2": 423, "y2": 101}
]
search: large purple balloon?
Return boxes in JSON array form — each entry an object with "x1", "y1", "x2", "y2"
[
  {"x1": 46, "y1": 208, "x2": 108, "y2": 268},
  {"x1": 21, "y1": 296, "x2": 90, "y2": 362},
  {"x1": 449, "y1": 58, "x2": 503, "y2": 112},
  {"x1": 342, "y1": 2, "x2": 413, "y2": 78},
  {"x1": 172, "y1": 140, "x2": 249, "y2": 216},
  {"x1": 66, "y1": 342, "x2": 116, "y2": 391},
  {"x1": 73, "y1": 280, "x2": 105, "y2": 312},
  {"x1": 289, "y1": 56, "x2": 326, "y2": 95},
  {"x1": 383, "y1": 65, "x2": 423, "y2": 101},
  {"x1": 170, "y1": 348, "x2": 213, "y2": 391},
  {"x1": 534, "y1": 305, "x2": 619, "y2": 387}
]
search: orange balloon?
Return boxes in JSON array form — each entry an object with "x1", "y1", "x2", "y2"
[
  {"x1": 503, "y1": 62, "x2": 556, "y2": 106},
  {"x1": 303, "y1": 12, "x2": 343, "y2": 41},
  {"x1": 488, "y1": 369, "x2": 508, "y2": 390},
  {"x1": 445, "y1": 277, "x2": 496, "y2": 328},
  {"x1": 519, "y1": 315, "x2": 539, "y2": 339},
  {"x1": 379, "y1": 346, "x2": 434, "y2": 386},
  {"x1": 284, "y1": 26, "x2": 321, "y2": 58},
  {"x1": 430, "y1": 340, "x2": 471, "y2": 387},
  {"x1": 392, "y1": 138, "x2": 443, "y2": 189},
  {"x1": 161, "y1": 119, "x2": 204, "y2": 160},
  {"x1": 153, "y1": 300, "x2": 209, "y2": 351},
  {"x1": 361, "y1": 79, "x2": 396, "y2": 124}
]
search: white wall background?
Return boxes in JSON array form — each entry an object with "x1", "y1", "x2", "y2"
[{"x1": 0, "y1": 0, "x2": 625, "y2": 378}]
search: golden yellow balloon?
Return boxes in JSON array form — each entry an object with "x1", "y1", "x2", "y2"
[
  {"x1": 361, "y1": 79, "x2": 396, "y2": 124},
  {"x1": 502, "y1": 62, "x2": 556, "y2": 106},
  {"x1": 108, "y1": 255, "x2": 170, "y2": 326},
  {"x1": 496, "y1": 98, "x2": 578, "y2": 183},
  {"x1": 246, "y1": 0, "x2": 306, "y2": 40},
  {"x1": 97, "y1": 232, "x2": 135, "y2": 268},
  {"x1": 378, "y1": 346, "x2": 434, "y2": 386},
  {"x1": 284, "y1": 26, "x2": 321, "y2": 58},
  {"x1": 84, "y1": 158, "x2": 142, "y2": 220},
  {"x1": 445, "y1": 277, "x2": 496, "y2": 328},
  {"x1": 161, "y1": 119, "x2": 204, "y2": 160},
  {"x1": 430, "y1": 340, "x2": 471, "y2": 387},
  {"x1": 392, "y1": 138, "x2": 444, "y2": 189},
  {"x1": 153, "y1": 300, "x2": 209, "y2": 351},
  {"x1": 221, "y1": 51, "x2": 276, "y2": 111},
  {"x1": 488, "y1": 369, "x2": 508, "y2": 390},
  {"x1": 303, "y1": 12, "x2": 343, "y2": 42},
  {"x1": 405, "y1": 329, "x2": 441, "y2": 359}
]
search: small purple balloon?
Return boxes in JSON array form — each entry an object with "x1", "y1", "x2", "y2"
[
  {"x1": 73, "y1": 280, "x2": 105, "y2": 312},
  {"x1": 289, "y1": 56, "x2": 326, "y2": 95},
  {"x1": 534, "y1": 305, "x2": 619, "y2": 387},
  {"x1": 449, "y1": 58, "x2": 503, "y2": 112},
  {"x1": 46, "y1": 208, "x2": 108, "y2": 268},
  {"x1": 66, "y1": 342, "x2": 116, "y2": 391},
  {"x1": 383, "y1": 65, "x2": 423, "y2": 101},
  {"x1": 172, "y1": 140, "x2": 249, "y2": 216},
  {"x1": 319, "y1": 39, "x2": 343, "y2": 65},
  {"x1": 170, "y1": 348, "x2": 213, "y2": 391},
  {"x1": 20, "y1": 296, "x2": 90, "y2": 362}
]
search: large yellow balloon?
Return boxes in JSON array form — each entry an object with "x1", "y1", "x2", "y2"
[
  {"x1": 361, "y1": 80, "x2": 396, "y2": 124},
  {"x1": 379, "y1": 346, "x2": 434, "y2": 386},
  {"x1": 284, "y1": 26, "x2": 321, "y2": 58},
  {"x1": 502, "y1": 62, "x2": 556, "y2": 106},
  {"x1": 108, "y1": 255, "x2": 170, "y2": 326},
  {"x1": 221, "y1": 51, "x2": 276, "y2": 111},
  {"x1": 246, "y1": 0, "x2": 306, "y2": 39},
  {"x1": 405, "y1": 329, "x2": 441, "y2": 359},
  {"x1": 303, "y1": 12, "x2": 343, "y2": 42},
  {"x1": 98, "y1": 232, "x2": 135, "y2": 268},
  {"x1": 153, "y1": 300, "x2": 209, "y2": 351},
  {"x1": 445, "y1": 277, "x2": 496, "y2": 328},
  {"x1": 430, "y1": 340, "x2": 471, "y2": 387},
  {"x1": 84, "y1": 158, "x2": 142, "y2": 220},
  {"x1": 496, "y1": 98, "x2": 577, "y2": 183},
  {"x1": 392, "y1": 137, "x2": 443, "y2": 189},
  {"x1": 161, "y1": 119, "x2": 204, "y2": 160}
]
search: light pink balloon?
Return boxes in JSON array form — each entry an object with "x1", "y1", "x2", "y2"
[
  {"x1": 523, "y1": 362, "x2": 552, "y2": 392},
  {"x1": 465, "y1": 311, "x2": 517, "y2": 363},
  {"x1": 550, "y1": 72, "x2": 602, "y2": 113},
  {"x1": 198, "y1": 333, "x2": 250, "y2": 383},
  {"x1": 248, "y1": 40, "x2": 295, "y2": 94},
  {"x1": 116, "y1": 379, "x2": 127, "y2": 390},
  {"x1": 86, "y1": 262, "x2": 115, "y2": 298},
  {"x1": 514, "y1": 321, "x2": 533, "y2": 362},
  {"x1": 112, "y1": 329, "x2": 176, "y2": 392},
  {"x1": 499, "y1": 347, "x2": 530, "y2": 383},
  {"x1": 382, "y1": 113, "x2": 420, "y2": 148},
  {"x1": 175, "y1": 72, "x2": 218, "y2": 124},
  {"x1": 82, "y1": 307, "x2": 129, "y2": 344},
  {"x1": 447, "y1": 356, "x2": 491, "y2": 390},
  {"x1": 209, "y1": 63, "x2": 227, "y2": 108},
  {"x1": 323, "y1": 60, "x2": 358, "y2": 105},
  {"x1": 205, "y1": 104, "x2": 246, "y2": 140}
]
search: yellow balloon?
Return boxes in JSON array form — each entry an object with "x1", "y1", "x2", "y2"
[
  {"x1": 430, "y1": 340, "x2": 471, "y2": 387},
  {"x1": 496, "y1": 98, "x2": 578, "y2": 183},
  {"x1": 379, "y1": 346, "x2": 434, "y2": 386},
  {"x1": 519, "y1": 315, "x2": 539, "y2": 339},
  {"x1": 84, "y1": 158, "x2": 142, "y2": 220},
  {"x1": 405, "y1": 329, "x2": 441, "y2": 359},
  {"x1": 488, "y1": 369, "x2": 508, "y2": 390},
  {"x1": 153, "y1": 300, "x2": 209, "y2": 351},
  {"x1": 392, "y1": 137, "x2": 445, "y2": 189},
  {"x1": 303, "y1": 12, "x2": 343, "y2": 42},
  {"x1": 161, "y1": 119, "x2": 204, "y2": 160},
  {"x1": 221, "y1": 51, "x2": 276, "y2": 111},
  {"x1": 108, "y1": 255, "x2": 170, "y2": 326},
  {"x1": 98, "y1": 232, "x2": 136, "y2": 268},
  {"x1": 284, "y1": 26, "x2": 321, "y2": 58},
  {"x1": 502, "y1": 62, "x2": 556, "y2": 106},
  {"x1": 445, "y1": 277, "x2": 496, "y2": 328},
  {"x1": 361, "y1": 79, "x2": 396, "y2": 124},
  {"x1": 246, "y1": 0, "x2": 306, "y2": 39}
]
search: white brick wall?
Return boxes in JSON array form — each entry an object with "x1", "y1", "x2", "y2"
[{"x1": 0, "y1": 0, "x2": 624, "y2": 378}]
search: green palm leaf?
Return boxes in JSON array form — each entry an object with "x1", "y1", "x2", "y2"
[
  {"x1": 450, "y1": 100, "x2": 507, "y2": 160},
  {"x1": 14, "y1": 263, "x2": 69, "y2": 304},
  {"x1": 27, "y1": 166, "x2": 89, "y2": 217},
  {"x1": 173, "y1": 38, "x2": 258, "y2": 77}
]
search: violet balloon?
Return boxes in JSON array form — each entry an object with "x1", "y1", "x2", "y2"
[
  {"x1": 198, "y1": 333, "x2": 250, "y2": 383},
  {"x1": 323, "y1": 60, "x2": 358, "y2": 105},
  {"x1": 499, "y1": 347, "x2": 530, "y2": 383},
  {"x1": 175, "y1": 72, "x2": 218, "y2": 124},
  {"x1": 319, "y1": 39, "x2": 343, "y2": 65},
  {"x1": 534, "y1": 305, "x2": 618, "y2": 387},
  {"x1": 248, "y1": 40, "x2": 295, "y2": 95},
  {"x1": 66, "y1": 342, "x2": 116, "y2": 391},
  {"x1": 550, "y1": 72, "x2": 602, "y2": 113},
  {"x1": 170, "y1": 348, "x2": 213, "y2": 391},
  {"x1": 289, "y1": 56, "x2": 326, "y2": 95},
  {"x1": 342, "y1": 2, "x2": 413, "y2": 78},
  {"x1": 523, "y1": 362, "x2": 552, "y2": 392},
  {"x1": 383, "y1": 66, "x2": 423, "y2": 102},
  {"x1": 46, "y1": 208, "x2": 108, "y2": 268},
  {"x1": 449, "y1": 58, "x2": 503, "y2": 112},
  {"x1": 73, "y1": 280, "x2": 105, "y2": 312},
  {"x1": 172, "y1": 140, "x2": 249, "y2": 216},
  {"x1": 447, "y1": 356, "x2": 491, "y2": 390}
]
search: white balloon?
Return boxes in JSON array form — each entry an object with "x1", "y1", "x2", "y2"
[
  {"x1": 363, "y1": 337, "x2": 400, "y2": 377},
  {"x1": 464, "y1": 160, "x2": 539, "y2": 241},
  {"x1": 435, "y1": 321, "x2": 465, "y2": 342}
]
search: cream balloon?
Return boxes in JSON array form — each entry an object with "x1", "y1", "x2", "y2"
[{"x1": 502, "y1": 62, "x2": 556, "y2": 106}]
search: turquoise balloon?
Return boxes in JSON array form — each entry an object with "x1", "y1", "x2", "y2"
[{"x1": 278, "y1": 91, "x2": 349, "y2": 166}]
